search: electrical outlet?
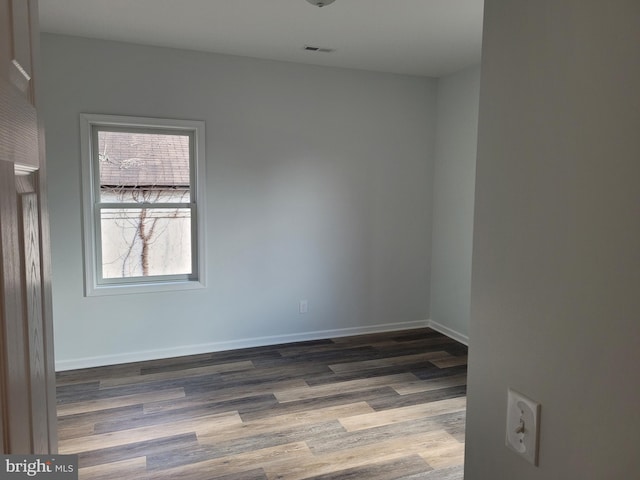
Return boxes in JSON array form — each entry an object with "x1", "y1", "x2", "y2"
[
  {"x1": 506, "y1": 389, "x2": 540, "y2": 465},
  {"x1": 299, "y1": 300, "x2": 308, "y2": 314}
]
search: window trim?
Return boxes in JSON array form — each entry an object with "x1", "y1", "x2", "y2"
[{"x1": 80, "y1": 113, "x2": 206, "y2": 296}]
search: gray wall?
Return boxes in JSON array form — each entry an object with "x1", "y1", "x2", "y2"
[
  {"x1": 466, "y1": 1, "x2": 640, "y2": 478},
  {"x1": 41, "y1": 34, "x2": 437, "y2": 369},
  {"x1": 430, "y1": 66, "x2": 480, "y2": 343}
]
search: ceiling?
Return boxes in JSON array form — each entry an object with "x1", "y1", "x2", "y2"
[{"x1": 38, "y1": 0, "x2": 484, "y2": 78}]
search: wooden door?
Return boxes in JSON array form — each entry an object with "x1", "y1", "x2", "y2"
[{"x1": 0, "y1": 0, "x2": 58, "y2": 454}]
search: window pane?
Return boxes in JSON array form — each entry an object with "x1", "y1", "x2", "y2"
[
  {"x1": 97, "y1": 130, "x2": 191, "y2": 203},
  {"x1": 100, "y1": 208, "x2": 192, "y2": 279}
]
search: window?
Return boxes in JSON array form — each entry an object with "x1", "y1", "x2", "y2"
[{"x1": 80, "y1": 114, "x2": 206, "y2": 295}]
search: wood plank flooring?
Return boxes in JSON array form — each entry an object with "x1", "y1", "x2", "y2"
[{"x1": 56, "y1": 328, "x2": 467, "y2": 480}]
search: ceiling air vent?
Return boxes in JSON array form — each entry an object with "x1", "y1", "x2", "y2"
[{"x1": 303, "y1": 45, "x2": 335, "y2": 53}]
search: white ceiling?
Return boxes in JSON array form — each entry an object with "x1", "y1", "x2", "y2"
[{"x1": 38, "y1": 0, "x2": 484, "y2": 78}]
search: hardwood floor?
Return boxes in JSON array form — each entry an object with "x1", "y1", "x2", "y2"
[{"x1": 56, "y1": 328, "x2": 467, "y2": 479}]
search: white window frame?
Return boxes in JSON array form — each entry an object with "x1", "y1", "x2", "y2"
[{"x1": 80, "y1": 113, "x2": 206, "y2": 296}]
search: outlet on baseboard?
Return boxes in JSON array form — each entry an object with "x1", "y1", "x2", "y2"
[{"x1": 299, "y1": 299, "x2": 308, "y2": 314}]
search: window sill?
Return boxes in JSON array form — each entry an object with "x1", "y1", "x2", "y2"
[{"x1": 85, "y1": 279, "x2": 206, "y2": 297}]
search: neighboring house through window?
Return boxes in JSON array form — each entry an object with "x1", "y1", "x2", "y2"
[{"x1": 80, "y1": 114, "x2": 206, "y2": 295}]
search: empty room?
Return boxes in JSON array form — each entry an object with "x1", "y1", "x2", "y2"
[
  {"x1": 37, "y1": 1, "x2": 481, "y2": 478},
  {"x1": 1, "y1": 1, "x2": 638, "y2": 480}
]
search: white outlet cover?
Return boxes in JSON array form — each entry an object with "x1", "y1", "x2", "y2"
[
  {"x1": 506, "y1": 389, "x2": 541, "y2": 465},
  {"x1": 299, "y1": 300, "x2": 308, "y2": 314}
]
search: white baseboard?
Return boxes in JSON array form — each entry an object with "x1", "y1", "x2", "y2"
[
  {"x1": 55, "y1": 319, "x2": 430, "y2": 371},
  {"x1": 428, "y1": 319, "x2": 469, "y2": 346}
]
